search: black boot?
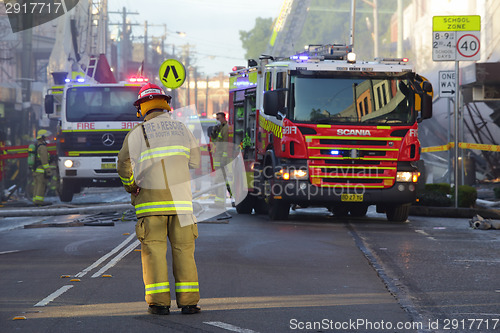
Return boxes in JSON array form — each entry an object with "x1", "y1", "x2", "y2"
[
  {"x1": 181, "y1": 305, "x2": 201, "y2": 314},
  {"x1": 148, "y1": 305, "x2": 170, "y2": 315}
]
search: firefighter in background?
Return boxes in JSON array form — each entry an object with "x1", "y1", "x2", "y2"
[
  {"x1": 210, "y1": 112, "x2": 230, "y2": 209},
  {"x1": 117, "y1": 83, "x2": 201, "y2": 316},
  {"x1": 32, "y1": 129, "x2": 53, "y2": 206}
]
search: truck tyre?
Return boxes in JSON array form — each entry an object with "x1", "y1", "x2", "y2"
[
  {"x1": 268, "y1": 200, "x2": 290, "y2": 220},
  {"x1": 386, "y1": 203, "x2": 410, "y2": 222},
  {"x1": 236, "y1": 195, "x2": 255, "y2": 214},
  {"x1": 349, "y1": 204, "x2": 368, "y2": 217},
  {"x1": 254, "y1": 197, "x2": 269, "y2": 215},
  {"x1": 59, "y1": 179, "x2": 75, "y2": 202}
]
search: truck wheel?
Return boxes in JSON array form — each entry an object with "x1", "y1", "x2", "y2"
[
  {"x1": 254, "y1": 197, "x2": 269, "y2": 215},
  {"x1": 386, "y1": 203, "x2": 410, "y2": 222},
  {"x1": 268, "y1": 200, "x2": 290, "y2": 220},
  {"x1": 59, "y1": 179, "x2": 75, "y2": 202},
  {"x1": 349, "y1": 205, "x2": 368, "y2": 217},
  {"x1": 236, "y1": 195, "x2": 255, "y2": 214}
]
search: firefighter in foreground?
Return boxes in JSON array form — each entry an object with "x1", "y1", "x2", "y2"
[
  {"x1": 117, "y1": 83, "x2": 201, "y2": 315},
  {"x1": 210, "y1": 112, "x2": 230, "y2": 210},
  {"x1": 32, "y1": 129, "x2": 53, "y2": 206}
]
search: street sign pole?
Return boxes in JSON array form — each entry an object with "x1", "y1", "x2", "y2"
[{"x1": 454, "y1": 60, "x2": 459, "y2": 208}]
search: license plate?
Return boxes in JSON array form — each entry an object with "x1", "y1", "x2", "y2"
[
  {"x1": 341, "y1": 194, "x2": 363, "y2": 202},
  {"x1": 101, "y1": 163, "x2": 116, "y2": 169}
]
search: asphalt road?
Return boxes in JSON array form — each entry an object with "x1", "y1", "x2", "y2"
[{"x1": 1, "y1": 191, "x2": 499, "y2": 333}]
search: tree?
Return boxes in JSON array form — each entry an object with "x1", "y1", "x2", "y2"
[
  {"x1": 239, "y1": 17, "x2": 274, "y2": 60},
  {"x1": 240, "y1": 0, "x2": 400, "y2": 62}
]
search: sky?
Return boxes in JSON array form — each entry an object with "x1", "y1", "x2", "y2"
[{"x1": 107, "y1": 0, "x2": 284, "y2": 76}]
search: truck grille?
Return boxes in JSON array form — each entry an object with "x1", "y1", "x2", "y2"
[
  {"x1": 306, "y1": 135, "x2": 401, "y2": 189},
  {"x1": 60, "y1": 131, "x2": 128, "y2": 156}
]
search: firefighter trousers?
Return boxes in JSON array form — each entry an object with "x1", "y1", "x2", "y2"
[
  {"x1": 33, "y1": 171, "x2": 48, "y2": 204},
  {"x1": 135, "y1": 214, "x2": 200, "y2": 307},
  {"x1": 213, "y1": 156, "x2": 230, "y2": 208}
]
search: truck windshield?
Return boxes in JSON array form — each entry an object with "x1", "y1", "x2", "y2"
[
  {"x1": 66, "y1": 86, "x2": 140, "y2": 122},
  {"x1": 290, "y1": 75, "x2": 415, "y2": 125}
]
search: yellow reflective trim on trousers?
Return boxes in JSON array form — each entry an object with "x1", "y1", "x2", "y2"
[
  {"x1": 145, "y1": 282, "x2": 170, "y2": 295},
  {"x1": 175, "y1": 282, "x2": 199, "y2": 292}
]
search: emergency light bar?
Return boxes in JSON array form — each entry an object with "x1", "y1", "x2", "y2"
[
  {"x1": 64, "y1": 77, "x2": 86, "y2": 83},
  {"x1": 376, "y1": 58, "x2": 409, "y2": 64},
  {"x1": 128, "y1": 76, "x2": 149, "y2": 83}
]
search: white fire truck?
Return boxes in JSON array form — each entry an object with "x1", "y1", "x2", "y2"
[{"x1": 45, "y1": 76, "x2": 146, "y2": 202}]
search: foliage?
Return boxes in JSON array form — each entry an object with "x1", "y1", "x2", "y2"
[
  {"x1": 417, "y1": 183, "x2": 478, "y2": 208},
  {"x1": 424, "y1": 183, "x2": 451, "y2": 195},
  {"x1": 415, "y1": 190, "x2": 452, "y2": 207},
  {"x1": 239, "y1": 17, "x2": 274, "y2": 60},
  {"x1": 452, "y1": 185, "x2": 477, "y2": 208},
  {"x1": 240, "y1": 0, "x2": 401, "y2": 62}
]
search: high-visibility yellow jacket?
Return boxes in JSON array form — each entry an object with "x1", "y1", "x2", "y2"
[
  {"x1": 210, "y1": 122, "x2": 229, "y2": 164},
  {"x1": 117, "y1": 111, "x2": 201, "y2": 218}
]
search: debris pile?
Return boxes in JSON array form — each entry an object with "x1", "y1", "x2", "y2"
[{"x1": 469, "y1": 214, "x2": 500, "y2": 230}]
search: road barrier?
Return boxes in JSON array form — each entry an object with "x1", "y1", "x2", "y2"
[{"x1": 422, "y1": 142, "x2": 500, "y2": 153}]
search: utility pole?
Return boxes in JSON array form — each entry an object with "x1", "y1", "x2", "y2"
[
  {"x1": 205, "y1": 75, "x2": 209, "y2": 117},
  {"x1": 109, "y1": 7, "x2": 139, "y2": 80},
  {"x1": 181, "y1": 44, "x2": 194, "y2": 106},
  {"x1": 194, "y1": 67, "x2": 198, "y2": 112},
  {"x1": 144, "y1": 20, "x2": 148, "y2": 77}
]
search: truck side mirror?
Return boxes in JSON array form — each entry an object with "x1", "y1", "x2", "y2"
[
  {"x1": 45, "y1": 95, "x2": 54, "y2": 114},
  {"x1": 263, "y1": 89, "x2": 287, "y2": 117},
  {"x1": 421, "y1": 93, "x2": 433, "y2": 120}
]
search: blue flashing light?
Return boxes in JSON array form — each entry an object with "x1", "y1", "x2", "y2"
[
  {"x1": 64, "y1": 78, "x2": 71, "y2": 83},
  {"x1": 299, "y1": 55, "x2": 309, "y2": 61},
  {"x1": 330, "y1": 150, "x2": 340, "y2": 155},
  {"x1": 76, "y1": 78, "x2": 85, "y2": 83},
  {"x1": 291, "y1": 55, "x2": 299, "y2": 60}
]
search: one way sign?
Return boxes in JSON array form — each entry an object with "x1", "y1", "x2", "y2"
[{"x1": 439, "y1": 70, "x2": 456, "y2": 98}]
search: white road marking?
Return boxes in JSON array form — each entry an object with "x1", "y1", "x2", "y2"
[
  {"x1": 75, "y1": 233, "x2": 136, "y2": 278},
  {"x1": 91, "y1": 239, "x2": 140, "y2": 278},
  {"x1": 33, "y1": 233, "x2": 138, "y2": 307},
  {"x1": 415, "y1": 229, "x2": 436, "y2": 241},
  {"x1": 415, "y1": 229, "x2": 429, "y2": 236},
  {"x1": 0, "y1": 250, "x2": 20, "y2": 255},
  {"x1": 205, "y1": 321, "x2": 259, "y2": 333},
  {"x1": 454, "y1": 259, "x2": 500, "y2": 263},
  {"x1": 34, "y1": 285, "x2": 73, "y2": 307}
]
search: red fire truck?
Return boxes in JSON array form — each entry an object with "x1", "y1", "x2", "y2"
[{"x1": 228, "y1": 45, "x2": 432, "y2": 221}]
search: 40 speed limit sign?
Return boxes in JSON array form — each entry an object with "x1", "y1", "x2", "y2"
[{"x1": 456, "y1": 32, "x2": 480, "y2": 60}]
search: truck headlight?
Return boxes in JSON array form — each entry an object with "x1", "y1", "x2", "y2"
[
  {"x1": 275, "y1": 168, "x2": 308, "y2": 180},
  {"x1": 64, "y1": 159, "x2": 74, "y2": 168},
  {"x1": 396, "y1": 171, "x2": 418, "y2": 183}
]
